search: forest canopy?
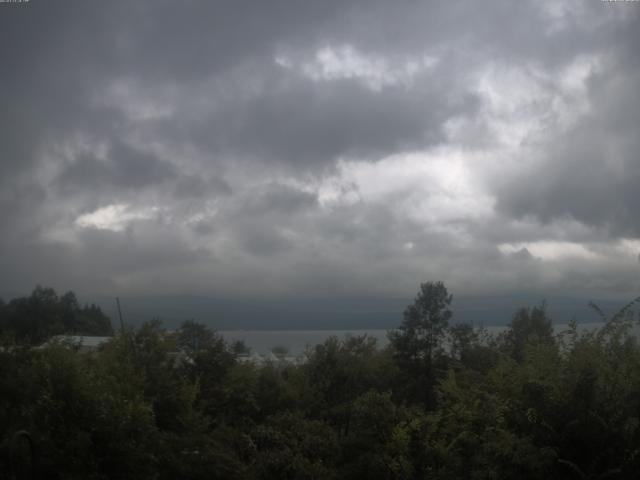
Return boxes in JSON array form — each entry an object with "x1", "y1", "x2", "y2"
[
  {"x1": 0, "y1": 286, "x2": 113, "y2": 343},
  {"x1": 0, "y1": 283, "x2": 639, "y2": 479}
]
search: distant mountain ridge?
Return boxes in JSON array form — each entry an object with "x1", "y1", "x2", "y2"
[{"x1": 85, "y1": 294, "x2": 629, "y2": 331}]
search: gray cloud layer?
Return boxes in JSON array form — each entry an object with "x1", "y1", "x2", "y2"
[{"x1": 1, "y1": 0, "x2": 639, "y2": 301}]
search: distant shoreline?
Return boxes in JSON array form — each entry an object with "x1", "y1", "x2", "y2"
[{"x1": 218, "y1": 322, "x2": 611, "y2": 355}]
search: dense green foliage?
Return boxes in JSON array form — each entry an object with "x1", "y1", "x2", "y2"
[
  {"x1": 1, "y1": 283, "x2": 640, "y2": 479},
  {"x1": 0, "y1": 286, "x2": 113, "y2": 344}
]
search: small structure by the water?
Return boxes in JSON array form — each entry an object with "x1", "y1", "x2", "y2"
[
  {"x1": 38, "y1": 335, "x2": 112, "y2": 353},
  {"x1": 236, "y1": 351, "x2": 304, "y2": 366}
]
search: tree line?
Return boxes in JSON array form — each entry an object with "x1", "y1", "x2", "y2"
[
  {"x1": 1, "y1": 282, "x2": 639, "y2": 479},
  {"x1": 0, "y1": 286, "x2": 112, "y2": 344}
]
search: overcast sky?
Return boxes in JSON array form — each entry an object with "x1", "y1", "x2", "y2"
[{"x1": 1, "y1": 0, "x2": 639, "y2": 303}]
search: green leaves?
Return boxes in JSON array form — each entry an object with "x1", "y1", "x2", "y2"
[
  {"x1": 389, "y1": 281, "x2": 453, "y2": 406},
  {"x1": 0, "y1": 286, "x2": 113, "y2": 344},
  {"x1": 2, "y1": 283, "x2": 640, "y2": 479}
]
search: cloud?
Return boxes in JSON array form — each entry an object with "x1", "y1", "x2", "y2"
[
  {"x1": 494, "y1": 46, "x2": 640, "y2": 236},
  {"x1": 0, "y1": 0, "x2": 639, "y2": 303},
  {"x1": 57, "y1": 142, "x2": 178, "y2": 194}
]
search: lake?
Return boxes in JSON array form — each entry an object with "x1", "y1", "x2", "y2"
[{"x1": 219, "y1": 322, "x2": 609, "y2": 355}]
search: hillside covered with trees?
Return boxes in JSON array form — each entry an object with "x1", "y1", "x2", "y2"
[
  {"x1": 0, "y1": 286, "x2": 112, "y2": 343},
  {"x1": 1, "y1": 283, "x2": 640, "y2": 479}
]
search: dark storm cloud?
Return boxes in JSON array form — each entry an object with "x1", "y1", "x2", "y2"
[
  {"x1": 0, "y1": 0, "x2": 639, "y2": 299},
  {"x1": 237, "y1": 225, "x2": 295, "y2": 257},
  {"x1": 0, "y1": 2, "x2": 122, "y2": 173},
  {"x1": 173, "y1": 174, "x2": 232, "y2": 200},
  {"x1": 73, "y1": 223, "x2": 209, "y2": 274},
  {"x1": 57, "y1": 142, "x2": 178, "y2": 194},
  {"x1": 239, "y1": 183, "x2": 317, "y2": 217},
  {"x1": 178, "y1": 65, "x2": 479, "y2": 169},
  {"x1": 0, "y1": 219, "x2": 211, "y2": 294},
  {"x1": 495, "y1": 41, "x2": 640, "y2": 236}
]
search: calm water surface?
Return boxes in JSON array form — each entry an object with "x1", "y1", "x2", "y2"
[{"x1": 219, "y1": 322, "x2": 609, "y2": 355}]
